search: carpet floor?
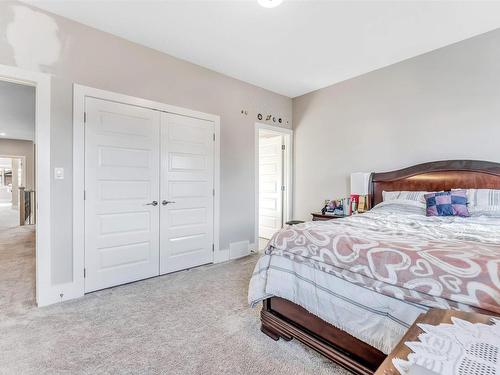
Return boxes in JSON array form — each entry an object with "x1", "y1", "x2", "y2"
[
  {"x1": 0, "y1": 253, "x2": 350, "y2": 375},
  {"x1": 0, "y1": 204, "x2": 36, "y2": 314}
]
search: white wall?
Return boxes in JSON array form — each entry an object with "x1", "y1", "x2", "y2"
[
  {"x1": 0, "y1": 2, "x2": 292, "y2": 284},
  {"x1": 293, "y1": 28, "x2": 500, "y2": 221}
]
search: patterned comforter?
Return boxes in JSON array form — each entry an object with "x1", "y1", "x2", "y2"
[{"x1": 262, "y1": 203, "x2": 500, "y2": 315}]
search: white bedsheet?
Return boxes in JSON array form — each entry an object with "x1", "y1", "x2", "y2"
[
  {"x1": 248, "y1": 203, "x2": 500, "y2": 354},
  {"x1": 249, "y1": 253, "x2": 427, "y2": 354}
]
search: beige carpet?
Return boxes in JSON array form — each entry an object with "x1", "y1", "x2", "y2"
[
  {"x1": 0, "y1": 203, "x2": 36, "y2": 315},
  {"x1": 0, "y1": 253, "x2": 350, "y2": 375}
]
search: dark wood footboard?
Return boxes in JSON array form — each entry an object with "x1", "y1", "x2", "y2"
[{"x1": 261, "y1": 297, "x2": 386, "y2": 375}]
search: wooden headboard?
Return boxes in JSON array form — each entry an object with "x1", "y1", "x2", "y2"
[{"x1": 369, "y1": 160, "x2": 500, "y2": 207}]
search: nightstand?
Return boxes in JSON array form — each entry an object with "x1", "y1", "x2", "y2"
[
  {"x1": 311, "y1": 212, "x2": 346, "y2": 221},
  {"x1": 285, "y1": 220, "x2": 305, "y2": 226}
]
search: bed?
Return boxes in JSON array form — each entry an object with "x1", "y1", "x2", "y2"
[{"x1": 248, "y1": 160, "x2": 500, "y2": 375}]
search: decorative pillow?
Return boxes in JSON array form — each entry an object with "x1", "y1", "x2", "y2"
[
  {"x1": 382, "y1": 191, "x2": 429, "y2": 207},
  {"x1": 424, "y1": 190, "x2": 469, "y2": 217},
  {"x1": 466, "y1": 189, "x2": 500, "y2": 213}
]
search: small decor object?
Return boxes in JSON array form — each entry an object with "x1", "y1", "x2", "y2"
[
  {"x1": 257, "y1": 113, "x2": 263, "y2": 120},
  {"x1": 350, "y1": 172, "x2": 371, "y2": 213},
  {"x1": 358, "y1": 195, "x2": 367, "y2": 213},
  {"x1": 266, "y1": 115, "x2": 272, "y2": 121},
  {"x1": 350, "y1": 194, "x2": 359, "y2": 214},
  {"x1": 322, "y1": 199, "x2": 344, "y2": 216},
  {"x1": 342, "y1": 197, "x2": 351, "y2": 216},
  {"x1": 278, "y1": 118, "x2": 282, "y2": 124},
  {"x1": 393, "y1": 317, "x2": 500, "y2": 375},
  {"x1": 424, "y1": 190, "x2": 469, "y2": 217}
]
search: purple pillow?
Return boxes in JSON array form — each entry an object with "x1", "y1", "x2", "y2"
[{"x1": 424, "y1": 190, "x2": 469, "y2": 217}]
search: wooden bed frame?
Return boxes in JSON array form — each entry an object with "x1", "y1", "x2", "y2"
[{"x1": 260, "y1": 160, "x2": 500, "y2": 375}]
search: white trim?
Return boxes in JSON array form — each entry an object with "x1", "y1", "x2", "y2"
[
  {"x1": 213, "y1": 248, "x2": 230, "y2": 264},
  {"x1": 214, "y1": 242, "x2": 256, "y2": 264},
  {"x1": 0, "y1": 64, "x2": 52, "y2": 306},
  {"x1": 254, "y1": 123, "x2": 293, "y2": 247},
  {"x1": 73, "y1": 84, "x2": 221, "y2": 298}
]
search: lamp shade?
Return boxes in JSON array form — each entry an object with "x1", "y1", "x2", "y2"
[{"x1": 350, "y1": 172, "x2": 371, "y2": 195}]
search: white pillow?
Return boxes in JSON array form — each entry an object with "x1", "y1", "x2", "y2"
[
  {"x1": 382, "y1": 191, "x2": 429, "y2": 207},
  {"x1": 467, "y1": 189, "x2": 500, "y2": 213}
]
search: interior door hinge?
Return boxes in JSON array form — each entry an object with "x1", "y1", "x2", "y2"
[
  {"x1": 282, "y1": 144, "x2": 285, "y2": 150},
  {"x1": 212, "y1": 188, "x2": 215, "y2": 196},
  {"x1": 281, "y1": 186, "x2": 285, "y2": 191},
  {"x1": 213, "y1": 133, "x2": 216, "y2": 141},
  {"x1": 84, "y1": 190, "x2": 86, "y2": 200},
  {"x1": 84, "y1": 112, "x2": 87, "y2": 123},
  {"x1": 212, "y1": 243, "x2": 215, "y2": 252},
  {"x1": 84, "y1": 268, "x2": 86, "y2": 278}
]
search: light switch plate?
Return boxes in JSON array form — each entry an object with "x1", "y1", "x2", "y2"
[{"x1": 54, "y1": 167, "x2": 64, "y2": 180}]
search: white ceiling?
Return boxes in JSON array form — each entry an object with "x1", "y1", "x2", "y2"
[
  {"x1": 24, "y1": 0, "x2": 500, "y2": 97},
  {"x1": 0, "y1": 80, "x2": 35, "y2": 141}
]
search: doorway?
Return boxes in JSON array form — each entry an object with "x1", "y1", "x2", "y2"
[
  {"x1": 0, "y1": 156, "x2": 29, "y2": 227},
  {"x1": 0, "y1": 79, "x2": 36, "y2": 311},
  {"x1": 255, "y1": 123, "x2": 293, "y2": 251}
]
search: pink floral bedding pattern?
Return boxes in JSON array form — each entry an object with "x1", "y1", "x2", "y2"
[{"x1": 265, "y1": 204, "x2": 500, "y2": 314}]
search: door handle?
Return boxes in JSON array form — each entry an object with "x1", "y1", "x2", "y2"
[
  {"x1": 162, "y1": 200, "x2": 176, "y2": 206},
  {"x1": 145, "y1": 201, "x2": 158, "y2": 206}
]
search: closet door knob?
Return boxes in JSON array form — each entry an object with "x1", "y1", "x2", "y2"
[
  {"x1": 162, "y1": 200, "x2": 176, "y2": 205},
  {"x1": 145, "y1": 201, "x2": 158, "y2": 206}
]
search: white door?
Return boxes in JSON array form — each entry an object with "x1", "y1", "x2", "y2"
[
  {"x1": 259, "y1": 135, "x2": 283, "y2": 239},
  {"x1": 160, "y1": 113, "x2": 214, "y2": 274},
  {"x1": 84, "y1": 98, "x2": 160, "y2": 292}
]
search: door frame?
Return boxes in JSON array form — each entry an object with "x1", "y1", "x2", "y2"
[
  {"x1": 73, "y1": 84, "x2": 220, "y2": 297},
  {"x1": 255, "y1": 123, "x2": 293, "y2": 247},
  {"x1": 0, "y1": 64, "x2": 52, "y2": 306}
]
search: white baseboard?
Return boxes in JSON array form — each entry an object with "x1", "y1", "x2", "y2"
[
  {"x1": 214, "y1": 248, "x2": 230, "y2": 263},
  {"x1": 229, "y1": 240, "x2": 251, "y2": 259},
  {"x1": 37, "y1": 282, "x2": 84, "y2": 307},
  {"x1": 215, "y1": 240, "x2": 256, "y2": 263}
]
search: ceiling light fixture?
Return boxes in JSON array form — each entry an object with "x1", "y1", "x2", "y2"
[
  {"x1": 0, "y1": 133, "x2": 6, "y2": 137},
  {"x1": 258, "y1": 0, "x2": 283, "y2": 8}
]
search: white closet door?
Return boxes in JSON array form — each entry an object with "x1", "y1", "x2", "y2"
[
  {"x1": 259, "y1": 135, "x2": 283, "y2": 239},
  {"x1": 160, "y1": 113, "x2": 214, "y2": 274},
  {"x1": 84, "y1": 98, "x2": 160, "y2": 293}
]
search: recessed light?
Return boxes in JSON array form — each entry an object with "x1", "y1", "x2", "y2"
[
  {"x1": 258, "y1": 0, "x2": 283, "y2": 8},
  {"x1": 0, "y1": 133, "x2": 6, "y2": 136}
]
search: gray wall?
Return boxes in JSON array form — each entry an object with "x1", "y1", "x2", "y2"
[
  {"x1": 293, "y1": 28, "x2": 500, "y2": 220},
  {"x1": 0, "y1": 2, "x2": 292, "y2": 284},
  {"x1": 0, "y1": 80, "x2": 35, "y2": 141}
]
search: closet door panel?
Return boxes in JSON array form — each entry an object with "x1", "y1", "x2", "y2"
[
  {"x1": 84, "y1": 98, "x2": 160, "y2": 293},
  {"x1": 160, "y1": 113, "x2": 214, "y2": 274}
]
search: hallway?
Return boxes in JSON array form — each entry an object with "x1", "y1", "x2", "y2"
[
  {"x1": 0, "y1": 202, "x2": 19, "y2": 229},
  {"x1": 0, "y1": 204, "x2": 35, "y2": 313}
]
